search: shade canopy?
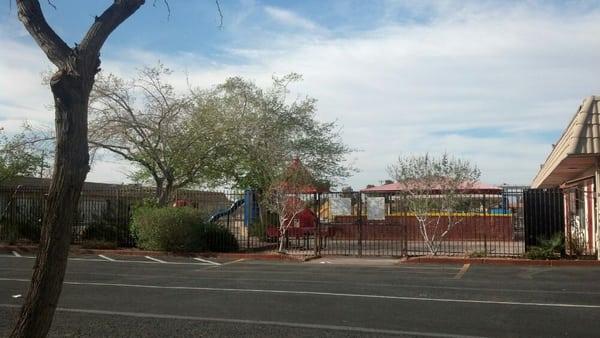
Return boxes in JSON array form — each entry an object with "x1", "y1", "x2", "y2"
[{"x1": 361, "y1": 181, "x2": 502, "y2": 194}]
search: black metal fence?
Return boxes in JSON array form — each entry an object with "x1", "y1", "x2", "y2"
[
  {"x1": 1, "y1": 184, "x2": 577, "y2": 257},
  {"x1": 523, "y1": 188, "x2": 564, "y2": 250},
  {"x1": 0, "y1": 186, "x2": 256, "y2": 250},
  {"x1": 280, "y1": 187, "x2": 527, "y2": 257}
]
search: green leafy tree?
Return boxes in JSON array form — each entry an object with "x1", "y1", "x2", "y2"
[
  {"x1": 89, "y1": 65, "x2": 229, "y2": 206},
  {"x1": 0, "y1": 126, "x2": 45, "y2": 182},
  {"x1": 388, "y1": 153, "x2": 481, "y2": 255},
  {"x1": 197, "y1": 74, "x2": 353, "y2": 194}
]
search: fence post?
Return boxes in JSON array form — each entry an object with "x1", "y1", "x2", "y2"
[
  {"x1": 314, "y1": 192, "x2": 320, "y2": 256},
  {"x1": 358, "y1": 192, "x2": 363, "y2": 257},
  {"x1": 246, "y1": 192, "x2": 250, "y2": 252},
  {"x1": 403, "y1": 193, "x2": 408, "y2": 257}
]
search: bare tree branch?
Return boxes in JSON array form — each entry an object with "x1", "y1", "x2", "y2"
[
  {"x1": 79, "y1": 0, "x2": 145, "y2": 68},
  {"x1": 46, "y1": 0, "x2": 56, "y2": 10},
  {"x1": 215, "y1": 0, "x2": 223, "y2": 29},
  {"x1": 152, "y1": 0, "x2": 171, "y2": 20},
  {"x1": 16, "y1": 0, "x2": 71, "y2": 68}
]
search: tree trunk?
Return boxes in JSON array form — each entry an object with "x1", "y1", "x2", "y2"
[
  {"x1": 10, "y1": 70, "x2": 91, "y2": 338},
  {"x1": 157, "y1": 179, "x2": 174, "y2": 207},
  {"x1": 278, "y1": 216, "x2": 288, "y2": 253}
]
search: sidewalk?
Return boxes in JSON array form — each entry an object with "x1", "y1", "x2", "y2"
[{"x1": 405, "y1": 255, "x2": 600, "y2": 266}]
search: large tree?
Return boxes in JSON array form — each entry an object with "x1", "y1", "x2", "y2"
[
  {"x1": 199, "y1": 74, "x2": 353, "y2": 194},
  {"x1": 11, "y1": 1, "x2": 145, "y2": 336},
  {"x1": 89, "y1": 65, "x2": 228, "y2": 205}
]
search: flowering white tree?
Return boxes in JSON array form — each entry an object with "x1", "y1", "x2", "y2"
[
  {"x1": 388, "y1": 153, "x2": 481, "y2": 255},
  {"x1": 264, "y1": 159, "x2": 316, "y2": 252}
]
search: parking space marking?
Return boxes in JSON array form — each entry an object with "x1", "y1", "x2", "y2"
[
  {"x1": 145, "y1": 256, "x2": 167, "y2": 263},
  {"x1": 0, "y1": 303, "x2": 483, "y2": 338},
  {"x1": 193, "y1": 257, "x2": 221, "y2": 266},
  {"x1": 98, "y1": 255, "x2": 116, "y2": 262},
  {"x1": 0, "y1": 255, "x2": 212, "y2": 266},
  {"x1": 2, "y1": 277, "x2": 600, "y2": 309},
  {"x1": 454, "y1": 264, "x2": 471, "y2": 280},
  {"x1": 11, "y1": 251, "x2": 21, "y2": 258},
  {"x1": 222, "y1": 258, "x2": 245, "y2": 265}
]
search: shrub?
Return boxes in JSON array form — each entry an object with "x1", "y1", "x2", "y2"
[
  {"x1": 0, "y1": 222, "x2": 19, "y2": 244},
  {"x1": 131, "y1": 206, "x2": 238, "y2": 252},
  {"x1": 80, "y1": 200, "x2": 133, "y2": 246},
  {"x1": 202, "y1": 223, "x2": 239, "y2": 252},
  {"x1": 81, "y1": 240, "x2": 118, "y2": 250},
  {"x1": 525, "y1": 233, "x2": 564, "y2": 260},
  {"x1": 81, "y1": 223, "x2": 130, "y2": 246},
  {"x1": 467, "y1": 250, "x2": 488, "y2": 258},
  {"x1": 0, "y1": 221, "x2": 41, "y2": 244},
  {"x1": 19, "y1": 221, "x2": 42, "y2": 242}
]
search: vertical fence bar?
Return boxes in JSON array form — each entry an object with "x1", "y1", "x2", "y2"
[{"x1": 358, "y1": 192, "x2": 363, "y2": 257}]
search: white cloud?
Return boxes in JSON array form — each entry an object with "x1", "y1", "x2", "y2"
[
  {"x1": 0, "y1": 28, "x2": 53, "y2": 125},
  {"x1": 2, "y1": 2, "x2": 600, "y2": 189},
  {"x1": 264, "y1": 6, "x2": 323, "y2": 32}
]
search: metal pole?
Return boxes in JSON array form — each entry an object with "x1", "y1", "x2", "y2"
[
  {"x1": 314, "y1": 193, "x2": 320, "y2": 256},
  {"x1": 358, "y1": 192, "x2": 363, "y2": 257}
]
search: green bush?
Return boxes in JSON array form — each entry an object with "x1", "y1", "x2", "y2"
[
  {"x1": 0, "y1": 222, "x2": 19, "y2": 244},
  {"x1": 81, "y1": 223, "x2": 129, "y2": 246},
  {"x1": 202, "y1": 224, "x2": 239, "y2": 252},
  {"x1": 525, "y1": 233, "x2": 564, "y2": 260},
  {"x1": 19, "y1": 221, "x2": 42, "y2": 242},
  {"x1": 131, "y1": 206, "x2": 238, "y2": 252},
  {"x1": 81, "y1": 240, "x2": 118, "y2": 250},
  {"x1": 0, "y1": 221, "x2": 41, "y2": 244}
]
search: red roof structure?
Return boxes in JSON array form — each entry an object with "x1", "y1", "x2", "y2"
[
  {"x1": 277, "y1": 158, "x2": 329, "y2": 193},
  {"x1": 361, "y1": 181, "x2": 502, "y2": 194}
]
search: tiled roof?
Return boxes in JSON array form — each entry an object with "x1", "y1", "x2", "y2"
[{"x1": 532, "y1": 96, "x2": 600, "y2": 188}]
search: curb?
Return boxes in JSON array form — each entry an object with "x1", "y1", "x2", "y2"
[
  {"x1": 1, "y1": 244, "x2": 299, "y2": 262},
  {"x1": 4, "y1": 244, "x2": 599, "y2": 266},
  {"x1": 403, "y1": 256, "x2": 600, "y2": 266}
]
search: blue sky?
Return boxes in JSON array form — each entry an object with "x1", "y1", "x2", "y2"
[{"x1": 2, "y1": 0, "x2": 600, "y2": 188}]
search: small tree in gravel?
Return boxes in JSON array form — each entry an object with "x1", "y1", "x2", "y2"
[{"x1": 388, "y1": 153, "x2": 481, "y2": 255}]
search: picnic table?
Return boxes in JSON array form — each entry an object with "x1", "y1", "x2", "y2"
[{"x1": 266, "y1": 226, "x2": 332, "y2": 250}]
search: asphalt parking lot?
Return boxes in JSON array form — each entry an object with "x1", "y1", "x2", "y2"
[{"x1": 2, "y1": 253, "x2": 600, "y2": 337}]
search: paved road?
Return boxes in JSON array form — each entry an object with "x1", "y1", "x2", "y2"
[{"x1": 1, "y1": 253, "x2": 600, "y2": 337}]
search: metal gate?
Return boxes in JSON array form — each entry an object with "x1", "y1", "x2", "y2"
[
  {"x1": 315, "y1": 192, "x2": 408, "y2": 257},
  {"x1": 523, "y1": 188, "x2": 564, "y2": 249}
]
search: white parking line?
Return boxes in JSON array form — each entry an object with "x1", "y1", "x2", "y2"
[
  {"x1": 98, "y1": 255, "x2": 116, "y2": 262},
  {"x1": 2, "y1": 277, "x2": 599, "y2": 309},
  {"x1": 193, "y1": 257, "x2": 221, "y2": 266},
  {"x1": 0, "y1": 303, "x2": 483, "y2": 338},
  {"x1": 145, "y1": 256, "x2": 167, "y2": 263},
  {"x1": 222, "y1": 258, "x2": 245, "y2": 265},
  {"x1": 12, "y1": 251, "x2": 21, "y2": 257},
  {"x1": 0, "y1": 254, "x2": 212, "y2": 266},
  {"x1": 454, "y1": 264, "x2": 471, "y2": 279}
]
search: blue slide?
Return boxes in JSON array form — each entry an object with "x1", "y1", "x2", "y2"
[{"x1": 208, "y1": 198, "x2": 245, "y2": 223}]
